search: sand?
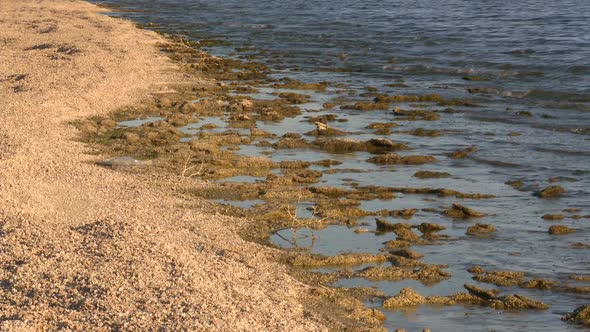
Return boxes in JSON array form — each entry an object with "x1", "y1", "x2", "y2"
[{"x1": 0, "y1": 1, "x2": 325, "y2": 330}]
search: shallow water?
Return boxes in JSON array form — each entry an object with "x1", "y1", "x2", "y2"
[{"x1": 98, "y1": 0, "x2": 590, "y2": 330}]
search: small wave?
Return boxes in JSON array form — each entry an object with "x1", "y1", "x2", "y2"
[
  {"x1": 533, "y1": 124, "x2": 590, "y2": 136},
  {"x1": 243, "y1": 23, "x2": 273, "y2": 29},
  {"x1": 570, "y1": 127, "x2": 590, "y2": 135},
  {"x1": 569, "y1": 65, "x2": 590, "y2": 75},
  {"x1": 497, "y1": 70, "x2": 544, "y2": 78},
  {"x1": 386, "y1": 56, "x2": 435, "y2": 64},
  {"x1": 384, "y1": 64, "x2": 474, "y2": 75},
  {"x1": 386, "y1": 65, "x2": 545, "y2": 81},
  {"x1": 541, "y1": 102, "x2": 590, "y2": 112},
  {"x1": 467, "y1": 87, "x2": 530, "y2": 98},
  {"x1": 471, "y1": 157, "x2": 522, "y2": 168},
  {"x1": 535, "y1": 146, "x2": 590, "y2": 156},
  {"x1": 527, "y1": 89, "x2": 590, "y2": 103},
  {"x1": 227, "y1": 23, "x2": 273, "y2": 29},
  {"x1": 508, "y1": 49, "x2": 535, "y2": 56}
]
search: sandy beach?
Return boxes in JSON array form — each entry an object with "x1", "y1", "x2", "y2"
[{"x1": 0, "y1": 1, "x2": 326, "y2": 330}]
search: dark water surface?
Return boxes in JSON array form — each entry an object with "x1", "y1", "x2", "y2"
[{"x1": 94, "y1": 0, "x2": 589, "y2": 330}]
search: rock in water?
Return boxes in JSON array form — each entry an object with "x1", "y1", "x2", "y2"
[
  {"x1": 466, "y1": 223, "x2": 497, "y2": 235},
  {"x1": 562, "y1": 304, "x2": 590, "y2": 326},
  {"x1": 536, "y1": 185, "x2": 565, "y2": 198},
  {"x1": 444, "y1": 203, "x2": 486, "y2": 219},
  {"x1": 548, "y1": 225, "x2": 576, "y2": 235}
]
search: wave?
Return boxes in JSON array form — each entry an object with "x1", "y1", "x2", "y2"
[
  {"x1": 569, "y1": 65, "x2": 590, "y2": 75},
  {"x1": 227, "y1": 23, "x2": 273, "y2": 29},
  {"x1": 527, "y1": 89, "x2": 590, "y2": 103},
  {"x1": 471, "y1": 157, "x2": 522, "y2": 168},
  {"x1": 534, "y1": 146, "x2": 590, "y2": 156},
  {"x1": 508, "y1": 49, "x2": 535, "y2": 56}
]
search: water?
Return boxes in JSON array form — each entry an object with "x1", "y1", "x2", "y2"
[{"x1": 94, "y1": 0, "x2": 590, "y2": 330}]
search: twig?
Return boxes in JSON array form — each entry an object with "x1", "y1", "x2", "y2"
[{"x1": 181, "y1": 155, "x2": 204, "y2": 177}]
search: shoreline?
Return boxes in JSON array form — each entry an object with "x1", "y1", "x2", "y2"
[
  {"x1": 3, "y1": 1, "x2": 588, "y2": 331},
  {"x1": 0, "y1": 1, "x2": 327, "y2": 330}
]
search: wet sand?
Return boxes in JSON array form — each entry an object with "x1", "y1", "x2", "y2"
[{"x1": 0, "y1": 1, "x2": 325, "y2": 330}]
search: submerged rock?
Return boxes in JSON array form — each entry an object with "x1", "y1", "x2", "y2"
[
  {"x1": 287, "y1": 253, "x2": 390, "y2": 267},
  {"x1": 389, "y1": 209, "x2": 418, "y2": 218},
  {"x1": 571, "y1": 242, "x2": 590, "y2": 249},
  {"x1": 505, "y1": 179, "x2": 524, "y2": 189},
  {"x1": 444, "y1": 203, "x2": 486, "y2": 219},
  {"x1": 341, "y1": 101, "x2": 391, "y2": 111},
  {"x1": 536, "y1": 185, "x2": 565, "y2": 198},
  {"x1": 520, "y1": 279, "x2": 555, "y2": 290},
  {"x1": 473, "y1": 270, "x2": 525, "y2": 287},
  {"x1": 165, "y1": 113, "x2": 195, "y2": 127},
  {"x1": 383, "y1": 286, "x2": 547, "y2": 310},
  {"x1": 548, "y1": 225, "x2": 576, "y2": 235},
  {"x1": 367, "y1": 153, "x2": 437, "y2": 165},
  {"x1": 306, "y1": 122, "x2": 347, "y2": 136},
  {"x1": 314, "y1": 137, "x2": 411, "y2": 154},
  {"x1": 448, "y1": 146, "x2": 477, "y2": 159},
  {"x1": 356, "y1": 266, "x2": 414, "y2": 282},
  {"x1": 564, "y1": 286, "x2": 590, "y2": 294},
  {"x1": 375, "y1": 218, "x2": 412, "y2": 232},
  {"x1": 250, "y1": 128, "x2": 273, "y2": 137},
  {"x1": 490, "y1": 294, "x2": 548, "y2": 310},
  {"x1": 383, "y1": 288, "x2": 427, "y2": 308},
  {"x1": 373, "y1": 128, "x2": 392, "y2": 135},
  {"x1": 413, "y1": 171, "x2": 451, "y2": 179},
  {"x1": 383, "y1": 288, "x2": 454, "y2": 308},
  {"x1": 562, "y1": 305, "x2": 590, "y2": 326},
  {"x1": 309, "y1": 186, "x2": 351, "y2": 198},
  {"x1": 274, "y1": 92, "x2": 311, "y2": 104},
  {"x1": 467, "y1": 266, "x2": 485, "y2": 275},
  {"x1": 357, "y1": 264, "x2": 447, "y2": 284},
  {"x1": 392, "y1": 108, "x2": 440, "y2": 121},
  {"x1": 542, "y1": 214, "x2": 565, "y2": 220},
  {"x1": 393, "y1": 228, "x2": 422, "y2": 243},
  {"x1": 368, "y1": 138, "x2": 408, "y2": 149},
  {"x1": 383, "y1": 240, "x2": 412, "y2": 249},
  {"x1": 464, "y1": 284, "x2": 498, "y2": 300},
  {"x1": 391, "y1": 249, "x2": 424, "y2": 259},
  {"x1": 272, "y1": 137, "x2": 310, "y2": 149},
  {"x1": 570, "y1": 274, "x2": 590, "y2": 282},
  {"x1": 366, "y1": 122, "x2": 399, "y2": 129},
  {"x1": 466, "y1": 223, "x2": 497, "y2": 235},
  {"x1": 396, "y1": 128, "x2": 442, "y2": 137},
  {"x1": 307, "y1": 114, "x2": 338, "y2": 124},
  {"x1": 417, "y1": 222, "x2": 446, "y2": 234}
]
